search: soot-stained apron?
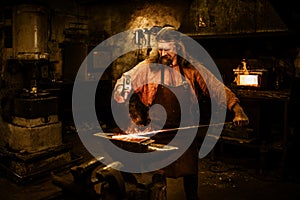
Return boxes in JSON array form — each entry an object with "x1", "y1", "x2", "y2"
[{"x1": 150, "y1": 66, "x2": 200, "y2": 178}]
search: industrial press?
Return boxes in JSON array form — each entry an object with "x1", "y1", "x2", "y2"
[{"x1": 0, "y1": 3, "x2": 72, "y2": 182}]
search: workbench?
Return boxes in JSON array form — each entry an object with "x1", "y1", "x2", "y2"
[{"x1": 217, "y1": 88, "x2": 291, "y2": 178}]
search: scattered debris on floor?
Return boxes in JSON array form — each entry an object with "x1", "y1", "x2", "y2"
[{"x1": 198, "y1": 158, "x2": 255, "y2": 189}]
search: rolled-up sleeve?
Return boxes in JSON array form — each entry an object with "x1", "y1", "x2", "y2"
[{"x1": 187, "y1": 63, "x2": 239, "y2": 111}]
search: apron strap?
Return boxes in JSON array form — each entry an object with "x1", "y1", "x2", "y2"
[
  {"x1": 161, "y1": 66, "x2": 165, "y2": 86},
  {"x1": 160, "y1": 65, "x2": 188, "y2": 87},
  {"x1": 178, "y1": 65, "x2": 188, "y2": 88}
]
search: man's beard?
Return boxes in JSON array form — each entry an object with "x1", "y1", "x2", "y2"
[{"x1": 159, "y1": 56, "x2": 172, "y2": 66}]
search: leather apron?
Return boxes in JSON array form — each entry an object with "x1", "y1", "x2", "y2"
[{"x1": 150, "y1": 67, "x2": 199, "y2": 178}]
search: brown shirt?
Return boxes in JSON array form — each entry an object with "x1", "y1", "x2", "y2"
[{"x1": 115, "y1": 59, "x2": 239, "y2": 110}]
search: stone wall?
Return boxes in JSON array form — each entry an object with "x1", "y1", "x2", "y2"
[{"x1": 180, "y1": 0, "x2": 288, "y2": 36}]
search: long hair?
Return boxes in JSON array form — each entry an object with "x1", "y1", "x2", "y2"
[{"x1": 147, "y1": 26, "x2": 190, "y2": 68}]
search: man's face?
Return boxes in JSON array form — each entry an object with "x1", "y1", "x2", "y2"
[{"x1": 157, "y1": 41, "x2": 177, "y2": 66}]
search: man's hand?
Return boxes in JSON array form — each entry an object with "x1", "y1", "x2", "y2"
[
  {"x1": 114, "y1": 75, "x2": 132, "y2": 103},
  {"x1": 114, "y1": 85, "x2": 126, "y2": 103},
  {"x1": 232, "y1": 103, "x2": 249, "y2": 127}
]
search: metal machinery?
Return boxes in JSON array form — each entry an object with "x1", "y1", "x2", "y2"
[
  {"x1": 0, "y1": 4, "x2": 74, "y2": 183},
  {"x1": 52, "y1": 157, "x2": 167, "y2": 200},
  {"x1": 50, "y1": 127, "x2": 186, "y2": 200}
]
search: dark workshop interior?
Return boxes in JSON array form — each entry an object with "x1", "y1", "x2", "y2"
[{"x1": 1, "y1": 0, "x2": 300, "y2": 199}]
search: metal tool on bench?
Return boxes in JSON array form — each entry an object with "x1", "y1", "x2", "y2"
[{"x1": 51, "y1": 156, "x2": 167, "y2": 200}]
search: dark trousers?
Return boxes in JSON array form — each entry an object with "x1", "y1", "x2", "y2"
[{"x1": 183, "y1": 174, "x2": 199, "y2": 200}]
